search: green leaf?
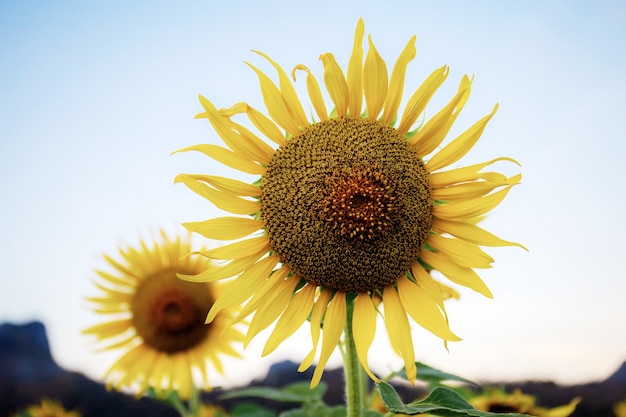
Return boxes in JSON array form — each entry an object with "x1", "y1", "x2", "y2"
[
  {"x1": 377, "y1": 382, "x2": 532, "y2": 416},
  {"x1": 413, "y1": 362, "x2": 478, "y2": 387},
  {"x1": 279, "y1": 404, "x2": 346, "y2": 417},
  {"x1": 230, "y1": 403, "x2": 277, "y2": 417},
  {"x1": 220, "y1": 381, "x2": 326, "y2": 403}
]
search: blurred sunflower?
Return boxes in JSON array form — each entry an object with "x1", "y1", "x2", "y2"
[
  {"x1": 470, "y1": 388, "x2": 580, "y2": 417},
  {"x1": 176, "y1": 18, "x2": 522, "y2": 387},
  {"x1": 83, "y1": 231, "x2": 244, "y2": 399},
  {"x1": 14, "y1": 399, "x2": 80, "y2": 417},
  {"x1": 615, "y1": 397, "x2": 626, "y2": 417}
]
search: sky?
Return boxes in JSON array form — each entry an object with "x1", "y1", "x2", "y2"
[{"x1": 1, "y1": 0, "x2": 626, "y2": 389}]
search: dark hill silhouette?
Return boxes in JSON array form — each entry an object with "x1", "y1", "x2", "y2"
[{"x1": 1, "y1": 321, "x2": 624, "y2": 417}]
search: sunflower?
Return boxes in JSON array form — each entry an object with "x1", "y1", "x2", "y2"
[
  {"x1": 175, "y1": 19, "x2": 523, "y2": 387},
  {"x1": 470, "y1": 388, "x2": 580, "y2": 417},
  {"x1": 14, "y1": 399, "x2": 81, "y2": 417},
  {"x1": 83, "y1": 231, "x2": 244, "y2": 399},
  {"x1": 615, "y1": 397, "x2": 626, "y2": 417}
]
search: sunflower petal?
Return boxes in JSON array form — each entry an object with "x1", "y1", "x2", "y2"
[
  {"x1": 175, "y1": 174, "x2": 262, "y2": 214},
  {"x1": 420, "y1": 250, "x2": 493, "y2": 298},
  {"x1": 346, "y1": 18, "x2": 365, "y2": 118},
  {"x1": 430, "y1": 157, "x2": 520, "y2": 188},
  {"x1": 397, "y1": 275, "x2": 460, "y2": 341},
  {"x1": 363, "y1": 35, "x2": 388, "y2": 120},
  {"x1": 174, "y1": 144, "x2": 265, "y2": 175},
  {"x1": 432, "y1": 218, "x2": 527, "y2": 250},
  {"x1": 254, "y1": 50, "x2": 309, "y2": 128},
  {"x1": 383, "y1": 286, "x2": 416, "y2": 384},
  {"x1": 222, "y1": 102, "x2": 287, "y2": 147},
  {"x1": 319, "y1": 53, "x2": 349, "y2": 117},
  {"x1": 263, "y1": 283, "x2": 316, "y2": 355},
  {"x1": 299, "y1": 289, "x2": 331, "y2": 372},
  {"x1": 178, "y1": 252, "x2": 265, "y2": 283},
  {"x1": 311, "y1": 293, "x2": 346, "y2": 388},
  {"x1": 382, "y1": 35, "x2": 416, "y2": 125},
  {"x1": 352, "y1": 293, "x2": 379, "y2": 381},
  {"x1": 428, "y1": 234, "x2": 494, "y2": 268},
  {"x1": 397, "y1": 65, "x2": 449, "y2": 135},
  {"x1": 246, "y1": 62, "x2": 301, "y2": 135},
  {"x1": 179, "y1": 174, "x2": 260, "y2": 197},
  {"x1": 427, "y1": 103, "x2": 499, "y2": 172},
  {"x1": 434, "y1": 185, "x2": 515, "y2": 220},
  {"x1": 293, "y1": 65, "x2": 328, "y2": 121},
  {"x1": 183, "y1": 217, "x2": 263, "y2": 240},
  {"x1": 82, "y1": 319, "x2": 132, "y2": 338},
  {"x1": 199, "y1": 236, "x2": 270, "y2": 260}
]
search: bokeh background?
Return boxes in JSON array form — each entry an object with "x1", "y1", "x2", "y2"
[{"x1": 2, "y1": 0, "x2": 625, "y2": 388}]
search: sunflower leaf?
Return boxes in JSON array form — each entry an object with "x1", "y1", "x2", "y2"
[
  {"x1": 377, "y1": 382, "x2": 532, "y2": 416},
  {"x1": 220, "y1": 381, "x2": 326, "y2": 403}
]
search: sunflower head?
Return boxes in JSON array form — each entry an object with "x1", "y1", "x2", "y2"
[
  {"x1": 14, "y1": 399, "x2": 80, "y2": 417},
  {"x1": 470, "y1": 388, "x2": 580, "y2": 417},
  {"x1": 176, "y1": 18, "x2": 523, "y2": 387},
  {"x1": 83, "y1": 230, "x2": 245, "y2": 399}
]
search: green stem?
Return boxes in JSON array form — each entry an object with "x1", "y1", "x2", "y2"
[{"x1": 344, "y1": 298, "x2": 364, "y2": 417}]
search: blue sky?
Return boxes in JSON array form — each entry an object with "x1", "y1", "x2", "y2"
[{"x1": 1, "y1": 0, "x2": 625, "y2": 387}]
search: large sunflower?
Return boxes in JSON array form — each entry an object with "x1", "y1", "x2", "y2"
[
  {"x1": 83, "y1": 231, "x2": 244, "y2": 399},
  {"x1": 176, "y1": 19, "x2": 522, "y2": 387}
]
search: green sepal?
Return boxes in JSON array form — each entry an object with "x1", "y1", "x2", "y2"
[
  {"x1": 220, "y1": 381, "x2": 327, "y2": 403},
  {"x1": 377, "y1": 381, "x2": 532, "y2": 416}
]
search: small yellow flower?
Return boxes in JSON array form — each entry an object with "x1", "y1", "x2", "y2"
[
  {"x1": 177, "y1": 18, "x2": 523, "y2": 387},
  {"x1": 615, "y1": 397, "x2": 626, "y2": 417},
  {"x1": 471, "y1": 388, "x2": 580, "y2": 417},
  {"x1": 14, "y1": 399, "x2": 80, "y2": 417},
  {"x1": 83, "y1": 231, "x2": 244, "y2": 399},
  {"x1": 199, "y1": 403, "x2": 228, "y2": 417}
]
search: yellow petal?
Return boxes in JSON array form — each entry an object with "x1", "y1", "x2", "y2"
[
  {"x1": 397, "y1": 65, "x2": 449, "y2": 135},
  {"x1": 420, "y1": 250, "x2": 493, "y2": 298},
  {"x1": 254, "y1": 50, "x2": 309, "y2": 128},
  {"x1": 231, "y1": 122, "x2": 276, "y2": 165},
  {"x1": 432, "y1": 173, "x2": 521, "y2": 202},
  {"x1": 434, "y1": 185, "x2": 515, "y2": 220},
  {"x1": 427, "y1": 103, "x2": 498, "y2": 172},
  {"x1": 430, "y1": 157, "x2": 520, "y2": 188},
  {"x1": 397, "y1": 275, "x2": 460, "y2": 341},
  {"x1": 231, "y1": 266, "x2": 291, "y2": 324},
  {"x1": 293, "y1": 65, "x2": 328, "y2": 121},
  {"x1": 363, "y1": 35, "x2": 388, "y2": 120},
  {"x1": 428, "y1": 234, "x2": 494, "y2": 269},
  {"x1": 352, "y1": 293, "x2": 379, "y2": 381},
  {"x1": 311, "y1": 293, "x2": 346, "y2": 388},
  {"x1": 382, "y1": 35, "x2": 416, "y2": 125},
  {"x1": 179, "y1": 174, "x2": 260, "y2": 197},
  {"x1": 263, "y1": 283, "x2": 316, "y2": 355},
  {"x1": 183, "y1": 217, "x2": 263, "y2": 240},
  {"x1": 205, "y1": 255, "x2": 280, "y2": 323},
  {"x1": 178, "y1": 252, "x2": 266, "y2": 283},
  {"x1": 346, "y1": 18, "x2": 364, "y2": 118},
  {"x1": 175, "y1": 173, "x2": 261, "y2": 214},
  {"x1": 246, "y1": 62, "x2": 301, "y2": 135},
  {"x1": 410, "y1": 75, "x2": 471, "y2": 156},
  {"x1": 383, "y1": 286, "x2": 416, "y2": 384},
  {"x1": 543, "y1": 397, "x2": 581, "y2": 417},
  {"x1": 95, "y1": 270, "x2": 136, "y2": 287},
  {"x1": 432, "y1": 218, "x2": 527, "y2": 250},
  {"x1": 222, "y1": 102, "x2": 287, "y2": 146},
  {"x1": 196, "y1": 95, "x2": 270, "y2": 164},
  {"x1": 83, "y1": 319, "x2": 131, "y2": 338},
  {"x1": 299, "y1": 289, "x2": 332, "y2": 372},
  {"x1": 245, "y1": 276, "x2": 299, "y2": 347},
  {"x1": 174, "y1": 144, "x2": 265, "y2": 175},
  {"x1": 319, "y1": 53, "x2": 349, "y2": 117},
  {"x1": 200, "y1": 235, "x2": 270, "y2": 260}
]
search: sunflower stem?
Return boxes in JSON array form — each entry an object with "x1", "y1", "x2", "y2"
[{"x1": 343, "y1": 298, "x2": 364, "y2": 417}]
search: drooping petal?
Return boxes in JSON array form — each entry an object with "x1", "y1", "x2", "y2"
[
  {"x1": 179, "y1": 174, "x2": 260, "y2": 197},
  {"x1": 246, "y1": 62, "x2": 301, "y2": 135},
  {"x1": 363, "y1": 35, "x2": 388, "y2": 120},
  {"x1": 263, "y1": 283, "x2": 316, "y2": 355},
  {"x1": 205, "y1": 255, "x2": 280, "y2": 323},
  {"x1": 420, "y1": 250, "x2": 493, "y2": 298},
  {"x1": 254, "y1": 50, "x2": 309, "y2": 128},
  {"x1": 174, "y1": 144, "x2": 265, "y2": 175},
  {"x1": 199, "y1": 236, "x2": 270, "y2": 260},
  {"x1": 293, "y1": 65, "x2": 328, "y2": 121},
  {"x1": 429, "y1": 157, "x2": 520, "y2": 188},
  {"x1": 319, "y1": 53, "x2": 349, "y2": 117},
  {"x1": 174, "y1": 174, "x2": 262, "y2": 214},
  {"x1": 381, "y1": 35, "x2": 416, "y2": 125},
  {"x1": 352, "y1": 293, "x2": 379, "y2": 381},
  {"x1": 178, "y1": 252, "x2": 266, "y2": 283},
  {"x1": 427, "y1": 103, "x2": 499, "y2": 172},
  {"x1": 223, "y1": 102, "x2": 287, "y2": 146},
  {"x1": 432, "y1": 173, "x2": 521, "y2": 202},
  {"x1": 346, "y1": 18, "x2": 365, "y2": 117},
  {"x1": 397, "y1": 65, "x2": 449, "y2": 135},
  {"x1": 182, "y1": 217, "x2": 264, "y2": 240},
  {"x1": 397, "y1": 275, "x2": 460, "y2": 341},
  {"x1": 299, "y1": 289, "x2": 332, "y2": 372},
  {"x1": 230, "y1": 266, "x2": 292, "y2": 324},
  {"x1": 311, "y1": 293, "x2": 346, "y2": 388},
  {"x1": 383, "y1": 286, "x2": 416, "y2": 384}
]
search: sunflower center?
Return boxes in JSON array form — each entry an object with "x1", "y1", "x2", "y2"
[
  {"x1": 131, "y1": 269, "x2": 213, "y2": 353},
  {"x1": 261, "y1": 117, "x2": 432, "y2": 293}
]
